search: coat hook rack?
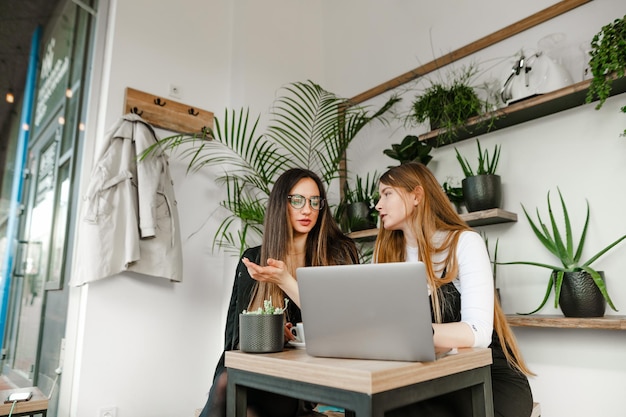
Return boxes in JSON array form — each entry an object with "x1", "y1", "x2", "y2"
[{"x1": 124, "y1": 87, "x2": 213, "y2": 134}]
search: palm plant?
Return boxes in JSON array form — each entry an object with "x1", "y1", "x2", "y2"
[
  {"x1": 144, "y1": 80, "x2": 398, "y2": 254},
  {"x1": 500, "y1": 188, "x2": 626, "y2": 314}
]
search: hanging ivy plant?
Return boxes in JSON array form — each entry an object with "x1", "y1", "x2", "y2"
[{"x1": 585, "y1": 15, "x2": 626, "y2": 135}]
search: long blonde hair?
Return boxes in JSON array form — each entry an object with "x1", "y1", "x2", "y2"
[{"x1": 373, "y1": 162, "x2": 533, "y2": 376}]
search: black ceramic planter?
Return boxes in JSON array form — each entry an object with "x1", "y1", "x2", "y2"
[
  {"x1": 347, "y1": 202, "x2": 376, "y2": 232},
  {"x1": 557, "y1": 271, "x2": 607, "y2": 318},
  {"x1": 462, "y1": 174, "x2": 502, "y2": 212}
]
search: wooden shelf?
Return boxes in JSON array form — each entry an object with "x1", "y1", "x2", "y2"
[
  {"x1": 506, "y1": 314, "x2": 626, "y2": 330},
  {"x1": 347, "y1": 228, "x2": 378, "y2": 239},
  {"x1": 347, "y1": 208, "x2": 517, "y2": 239},
  {"x1": 461, "y1": 208, "x2": 517, "y2": 227},
  {"x1": 419, "y1": 75, "x2": 626, "y2": 147}
]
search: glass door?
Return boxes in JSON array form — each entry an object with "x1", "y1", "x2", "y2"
[
  {"x1": 4, "y1": 117, "x2": 61, "y2": 385},
  {"x1": 0, "y1": 4, "x2": 98, "y2": 415}
]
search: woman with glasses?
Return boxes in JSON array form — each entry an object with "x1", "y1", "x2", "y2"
[
  {"x1": 199, "y1": 168, "x2": 359, "y2": 417},
  {"x1": 374, "y1": 162, "x2": 533, "y2": 417}
]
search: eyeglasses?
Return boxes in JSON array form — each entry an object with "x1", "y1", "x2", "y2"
[{"x1": 287, "y1": 194, "x2": 324, "y2": 210}]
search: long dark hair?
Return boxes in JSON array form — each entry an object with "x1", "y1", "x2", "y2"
[{"x1": 249, "y1": 168, "x2": 359, "y2": 309}]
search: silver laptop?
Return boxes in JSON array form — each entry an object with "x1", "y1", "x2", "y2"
[{"x1": 296, "y1": 262, "x2": 436, "y2": 362}]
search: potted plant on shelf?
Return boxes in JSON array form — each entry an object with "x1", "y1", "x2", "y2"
[
  {"x1": 500, "y1": 188, "x2": 626, "y2": 317},
  {"x1": 382, "y1": 134, "x2": 433, "y2": 167},
  {"x1": 341, "y1": 171, "x2": 380, "y2": 232},
  {"x1": 408, "y1": 65, "x2": 495, "y2": 145},
  {"x1": 442, "y1": 179, "x2": 464, "y2": 214},
  {"x1": 454, "y1": 139, "x2": 502, "y2": 213},
  {"x1": 584, "y1": 14, "x2": 626, "y2": 136}
]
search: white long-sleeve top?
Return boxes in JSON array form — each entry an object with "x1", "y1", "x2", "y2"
[{"x1": 406, "y1": 230, "x2": 494, "y2": 348}]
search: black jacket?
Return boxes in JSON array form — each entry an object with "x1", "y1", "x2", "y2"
[{"x1": 213, "y1": 246, "x2": 302, "y2": 377}]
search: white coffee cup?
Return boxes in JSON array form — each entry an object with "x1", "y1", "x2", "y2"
[{"x1": 290, "y1": 322, "x2": 305, "y2": 343}]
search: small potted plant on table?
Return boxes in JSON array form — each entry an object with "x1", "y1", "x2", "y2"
[{"x1": 239, "y1": 298, "x2": 289, "y2": 353}]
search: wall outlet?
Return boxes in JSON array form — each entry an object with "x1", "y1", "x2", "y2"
[
  {"x1": 99, "y1": 406, "x2": 117, "y2": 417},
  {"x1": 169, "y1": 84, "x2": 181, "y2": 99}
]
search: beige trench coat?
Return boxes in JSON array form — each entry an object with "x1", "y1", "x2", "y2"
[{"x1": 72, "y1": 114, "x2": 182, "y2": 285}]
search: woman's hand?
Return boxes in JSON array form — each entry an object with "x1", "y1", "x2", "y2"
[
  {"x1": 242, "y1": 257, "x2": 301, "y2": 306},
  {"x1": 284, "y1": 322, "x2": 296, "y2": 341},
  {"x1": 242, "y1": 257, "x2": 291, "y2": 286}
]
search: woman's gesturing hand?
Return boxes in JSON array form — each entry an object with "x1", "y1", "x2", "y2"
[
  {"x1": 242, "y1": 257, "x2": 291, "y2": 285},
  {"x1": 242, "y1": 257, "x2": 301, "y2": 307}
]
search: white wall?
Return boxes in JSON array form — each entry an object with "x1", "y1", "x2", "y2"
[
  {"x1": 62, "y1": 0, "x2": 626, "y2": 416},
  {"x1": 65, "y1": 0, "x2": 237, "y2": 415},
  {"x1": 64, "y1": 1, "x2": 330, "y2": 416}
]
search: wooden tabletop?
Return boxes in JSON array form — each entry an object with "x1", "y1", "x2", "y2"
[
  {"x1": 226, "y1": 347, "x2": 491, "y2": 394},
  {"x1": 0, "y1": 387, "x2": 48, "y2": 416}
]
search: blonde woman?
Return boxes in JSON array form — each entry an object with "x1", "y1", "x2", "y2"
[
  {"x1": 199, "y1": 168, "x2": 359, "y2": 417},
  {"x1": 374, "y1": 162, "x2": 533, "y2": 417}
]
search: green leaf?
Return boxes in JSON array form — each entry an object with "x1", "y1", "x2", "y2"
[{"x1": 454, "y1": 139, "x2": 500, "y2": 177}]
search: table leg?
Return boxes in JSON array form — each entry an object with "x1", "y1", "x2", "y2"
[
  {"x1": 470, "y1": 366, "x2": 494, "y2": 417},
  {"x1": 227, "y1": 372, "x2": 247, "y2": 417},
  {"x1": 345, "y1": 399, "x2": 376, "y2": 417}
]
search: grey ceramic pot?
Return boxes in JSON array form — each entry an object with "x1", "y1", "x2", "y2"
[
  {"x1": 462, "y1": 174, "x2": 502, "y2": 212},
  {"x1": 239, "y1": 313, "x2": 285, "y2": 353},
  {"x1": 557, "y1": 271, "x2": 607, "y2": 318}
]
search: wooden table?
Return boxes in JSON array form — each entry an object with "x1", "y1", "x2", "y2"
[
  {"x1": 0, "y1": 387, "x2": 48, "y2": 416},
  {"x1": 226, "y1": 348, "x2": 493, "y2": 417}
]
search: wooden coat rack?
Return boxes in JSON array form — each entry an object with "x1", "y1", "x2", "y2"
[{"x1": 124, "y1": 87, "x2": 214, "y2": 134}]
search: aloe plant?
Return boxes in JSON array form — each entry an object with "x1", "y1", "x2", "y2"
[
  {"x1": 454, "y1": 139, "x2": 501, "y2": 177},
  {"x1": 143, "y1": 80, "x2": 399, "y2": 254},
  {"x1": 500, "y1": 188, "x2": 626, "y2": 314}
]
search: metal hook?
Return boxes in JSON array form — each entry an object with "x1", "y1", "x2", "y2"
[
  {"x1": 200, "y1": 126, "x2": 211, "y2": 137},
  {"x1": 188, "y1": 108, "x2": 199, "y2": 116},
  {"x1": 154, "y1": 98, "x2": 167, "y2": 106},
  {"x1": 130, "y1": 107, "x2": 143, "y2": 116}
]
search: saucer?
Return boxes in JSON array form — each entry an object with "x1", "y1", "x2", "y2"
[{"x1": 287, "y1": 340, "x2": 306, "y2": 349}]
